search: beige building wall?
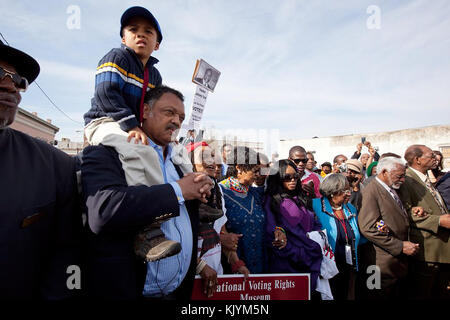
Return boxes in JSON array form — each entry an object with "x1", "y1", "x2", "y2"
[
  {"x1": 9, "y1": 107, "x2": 59, "y2": 143},
  {"x1": 56, "y1": 137, "x2": 85, "y2": 156},
  {"x1": 279, "y1": 125, "x2": 450, "y2": 170}
]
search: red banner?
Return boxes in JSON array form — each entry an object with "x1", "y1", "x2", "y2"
[{"x1": 191, "y1": 273, "x2": 310, "y2": 300}]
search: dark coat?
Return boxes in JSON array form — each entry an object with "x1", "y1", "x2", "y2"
[
  {"x1": 80, "y1": 145, "x2": 199, "y2": 300},
  {"x1": 0, "y1": 128, "x2": 83, "y2": 299}
]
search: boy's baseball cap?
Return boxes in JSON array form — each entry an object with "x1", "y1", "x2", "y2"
[{"x1": 120, "y1": 6, "x2": 163, "y2": 43}]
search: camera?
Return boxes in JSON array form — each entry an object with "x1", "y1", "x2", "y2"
[{"x1": 338, "y1": 163, "x2": 347, "y2": 173}]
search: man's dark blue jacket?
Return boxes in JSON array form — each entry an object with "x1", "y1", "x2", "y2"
[{"x1": 80, "y1": 145, "x2": 199, "y2": 300}]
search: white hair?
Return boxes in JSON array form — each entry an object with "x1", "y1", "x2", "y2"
[
  {"x1": 377, "y1": 157, "x2": 405, "y2": 174},
  {"x1": 320, "y1": 173, "x2": 349, "y2": 197}
]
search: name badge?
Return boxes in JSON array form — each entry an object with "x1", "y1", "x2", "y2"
[{"x1": 345, "y1": 245, "x2": 353, "y2": 265}]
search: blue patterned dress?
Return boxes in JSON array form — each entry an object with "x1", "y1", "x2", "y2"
[{"x1": 220, "y1": 184, "x2": 266, "y2": 273}]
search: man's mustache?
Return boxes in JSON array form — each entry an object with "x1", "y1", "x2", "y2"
[{"x1": 166, "y1": 123, "x2": 179, "y2": 131}]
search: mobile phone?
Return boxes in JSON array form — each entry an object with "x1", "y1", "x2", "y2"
[{"x1": 361, "y1": 137, "x2": 366, "y2": 144}]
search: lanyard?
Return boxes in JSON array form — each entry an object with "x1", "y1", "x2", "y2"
[
  {"x1": 321, "y1": 198, "x2": 353, "y2": 245},
  {"x1": 139, "y1": 67, "x2": 149, "y2": 125},
  {"x1": 334, "y1": 213, "x2": 349, "y2": 244}
]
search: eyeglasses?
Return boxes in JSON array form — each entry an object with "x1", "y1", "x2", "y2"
[
  {"x1": 341, "y1": 189, "x2": 352, "y2": 196},
  {"x1": 421, "y1": 154, "x2": 436, "y2": 159},
  {"x1": 0, "y1": 66, "x2": 28, "y2": 92},
  {"x1": 291, "y1": 158, "x2": 308, "y2": 165},
  {"x1": 282, "y1": 173, "x2": 300, "y2": 181}
]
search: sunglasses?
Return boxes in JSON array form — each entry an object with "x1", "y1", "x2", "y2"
[
  {"x1": 282, "y1": 173, "x2": 300, "y2": 181},
  {"x1": 291, "y1": 158, "x2": 308, "y2": 165},
  {"x1": 0, "y1": 66, "x2": 28, "y2": 92}
]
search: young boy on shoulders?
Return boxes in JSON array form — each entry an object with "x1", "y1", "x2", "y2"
[{"x1": 83, "y1": 7, "x2": 182, "y2": 263}]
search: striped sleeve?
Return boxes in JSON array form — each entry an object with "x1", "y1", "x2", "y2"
[{"x1": 94, "y1": 50, "x2": 139, "y2": 131}]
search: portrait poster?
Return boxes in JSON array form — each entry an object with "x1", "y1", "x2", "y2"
[{"x1": 192, "y1": 59, "x2": 221, "y2": 92}]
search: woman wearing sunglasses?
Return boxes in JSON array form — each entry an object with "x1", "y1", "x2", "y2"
[
  {"x1": 312, "y1": 173, "x2": 364, "y2": 300},
  {"x1": 264, "y1": 159, "x2": 323, "y2": 291}
]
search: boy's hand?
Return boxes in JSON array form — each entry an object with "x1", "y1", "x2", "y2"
[{"x1": 127, "y1": 127, "x2": 149, "y2": 145}]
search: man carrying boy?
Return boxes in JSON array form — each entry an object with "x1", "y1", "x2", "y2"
[
  {"x1": 83, "y1": 7, "x2": 186, "y2": 262},
  {"x1": 81, "y1": 86, "x2": 213, "y2": 299}
]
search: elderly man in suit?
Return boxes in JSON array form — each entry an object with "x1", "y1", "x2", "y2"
[
  {"x1": 359, "y1": 157, "x2": 421, "y2": 299},
  {"x1": 398, "y1": 144, "x2": 450, "y2": 299}
]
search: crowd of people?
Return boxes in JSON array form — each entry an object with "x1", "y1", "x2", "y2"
[{"x1": 1, "y1": 6, "x2": 450, "y2": 301}]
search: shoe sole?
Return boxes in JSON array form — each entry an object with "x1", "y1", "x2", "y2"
[{"x1": 145, "y1": 241, "x2": 182, "y2": 262}]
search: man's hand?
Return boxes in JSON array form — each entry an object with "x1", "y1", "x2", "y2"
[
  {"x1": 177, "y1": 172, "x2": 213, "y2": 203},
  {"x1": 439, "y1": 214, "x2": 450, "y2": 229},
  {"x1": 127, "y1": 126, "x2": 149, "y2": 145},
  {"x1": 412, "y1": 207, "x2": 427, "y2": 218},
  {"x1": 402, "y1": 241, "x2": 419, "y2": 256}
]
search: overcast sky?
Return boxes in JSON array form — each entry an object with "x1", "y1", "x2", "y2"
[{"x1": 1, "y1": 0, "x2": 449, "y2": 142}]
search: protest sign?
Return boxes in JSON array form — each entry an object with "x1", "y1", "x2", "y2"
[
  {"x1": 191, "y1": 273, "x2": 310, "y2": 300},
  {"x1": 187, "y1": 85, "x2": 208, "y2": 129}
]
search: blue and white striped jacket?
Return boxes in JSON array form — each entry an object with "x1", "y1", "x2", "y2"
[{"x1": 84, "y1": 44, "x2": 162, "y2": 131}]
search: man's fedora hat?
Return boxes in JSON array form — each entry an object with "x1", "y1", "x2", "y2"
[{"x1": 0, "y1": 40, "x2": 40, "y2": 84}]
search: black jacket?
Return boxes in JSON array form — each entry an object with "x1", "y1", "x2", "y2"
[
  {"x1": 80, "y1": 145, "x2": 199, "y2": 300},
  {"x1": 0, "y1": 128, "x2": 83, "y2": 299}
]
